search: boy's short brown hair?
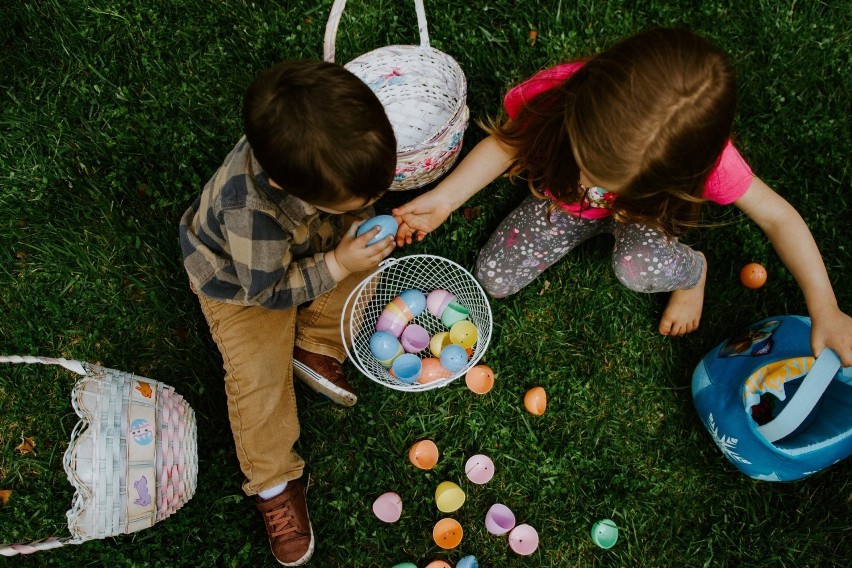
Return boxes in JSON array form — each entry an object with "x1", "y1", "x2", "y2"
[{"x1": 243, "y1": 60, "x2": 396, "y2": 207}]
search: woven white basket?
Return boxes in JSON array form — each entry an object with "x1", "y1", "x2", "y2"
[
  {"x1": 324, "y1": 0, "x2": 469, "y2": 191},
  {"x1": 0, "y1": 356, "x2": 198, "y2": 556},
  {"x1": 341, "y1": 255, "x2": 492, "y2": 391}
]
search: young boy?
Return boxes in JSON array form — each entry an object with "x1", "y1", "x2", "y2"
[{"x1": 179, "y1": 60, "x2": 396, "y2": 566}]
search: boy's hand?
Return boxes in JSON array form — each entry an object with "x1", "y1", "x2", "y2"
[
  {"x1": 392, "y1": 191, "x2": 453, "y2": 246},
  {"x1": 326, "y1": 221, "x2": 395, "y2": 281}
]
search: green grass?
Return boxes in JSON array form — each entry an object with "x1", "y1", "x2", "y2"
[{"x1": 1, "y1": 0, "x2": 850, "y2": 566}]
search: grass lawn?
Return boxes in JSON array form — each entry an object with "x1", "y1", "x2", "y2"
[{"x1": 1, "y1": 0, "x2": 850, "y2": 566}]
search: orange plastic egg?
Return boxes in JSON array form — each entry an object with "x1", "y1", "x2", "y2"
[
  {"x1": 408, "y1": 439, "x2": 439, "y2": 470},
  {"x1": 419, "y1": 358, "x2": 453, "y2": 384},
  {"x1": 433, "y1": 517, "x2": 463, "y2": 549},
  {"x1": 740, "y1": 263, "x2": 767, "y2": 289},
  {"x1": 465, "y1": 365, "x2": 495, "y2": 394},
  {"x1": 524, "y1": 387, "x2": 547, "y2": 415},
  {"x1": 425, "y1": 562, "x2": 452, "y2": 568}
]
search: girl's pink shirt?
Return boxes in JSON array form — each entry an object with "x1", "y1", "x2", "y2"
[{"x1": 503, "y1": 63, "x2": 753, "y2": 218}]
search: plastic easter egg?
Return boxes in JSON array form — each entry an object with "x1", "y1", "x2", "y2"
[
  {"x1": 419, "y1": 358, "x2": 453, "y2": 384},
  {"x1": 435, "y1": 481, "x2": 466, "y2": 513},
  {"x1": 465, "y1": 454, "x2": 495, "y2": 484},
  {"x1": 430, "y1": 332, "x2": 452, "y2": 357},
  {"x1": 591, "y1": 518, "x2": 618, "y2": 549},
  {"x1": 392, "y1": 564, "x2": 417, "y2": 568},
  {"x1": 465, "y1": 365, "x2": 494, "y2": 394},
  {"x1": 392, "y1": 353, "x2": 422, "y2": 384},
  {"x1": 426, "y1": 289, "x2": 456, "y2": 318},
  {"x1": 524, "y1": 386, "x2": 547, "y2": 415},
  {"x1": 432, "y1": 518, "x2": 463, "y2": 549},
  {"x1": 740, "y1": 262, "x2": 767, "y2": 289},
  {"x1": 449, "y1": 320, "x2": 478, "y2": 348},
  {"x1": 409, "y1": 439, "x2": 439, "y2": 470},
  {"x1": 370, "y1": 331, "x2": 403, "y2": 366},
  {"x1": 439, "y1": 344, "x2": 468, "y2": 373},
  {"x1": 386, "y1": 297, "x2": 414, "y2": 320},
  {"x1": 399, "y1": 289, "x2": 427, "y2": 317},
  {"x1": 484, "y1": 503, "x2": 516, "y2": 536},
  {"x1": 401, "y1": 324, "x2": 430, "y2": 353},
  {"x1": 376, "y1": 309, "x2": 408, "y2": 337},
  {"x1": 356, "y1": 214, "x2": 398, "y2": 246},
  {"x1": 456, "y1": 556, "x2": 479, "y2": 568},
  {"x1": 372, "y1": 492, "x2": 402, "y2": 523},
  {"x1": 425, "y1": 562, "x2": 452, "y2": 568},
  {"x1": 440, "y1": 302, "x2": 470, "y2": 327},
  {"x1": 508, "y1": 524, "x2": 539, "y2": 555}
]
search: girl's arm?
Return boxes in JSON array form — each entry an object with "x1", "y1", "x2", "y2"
[
  {"x1": 392, "y1": 134, "x2": 516, "y2": 245},
  {"x1": 734, "y1": 176, "x2": 852, "y2": 365}
]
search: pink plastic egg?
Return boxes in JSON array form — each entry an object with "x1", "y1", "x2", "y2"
[
  {"x1": 372, "y1": 492, "x2": 403, "y2": 523},
  {"x1": 508, "y1": 524, "x2": 539, "y2": 555},
  {"x1": 485, "y1": 503, "x2": 516, "y2": 536},
  {"x1": 400, "y1": 324, "x2": 430, "y2": 353},
  {"x1": 418, "y1": 358, "x2": 452, "y2": 384},
  {"x1": 424, "y1": 562, "x2": 452, "y2": 568},
  {"x1": 376, "y1": 309, "x2": 408, "y2": 337},
  {"x1": 465, "y1": 454, "x2": 495, "y2": 484},
  {"x1": 426, "y1": 289, "x2": 456, "y2": 318}
]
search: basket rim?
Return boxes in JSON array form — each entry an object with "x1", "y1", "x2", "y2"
[{"x1": 341, "y1": 254, "x2": 493, "y2": 392}]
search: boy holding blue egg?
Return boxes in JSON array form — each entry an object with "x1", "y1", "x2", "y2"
[{"x1": 179, "y1": 60, "x2": 396, "y2": 566}]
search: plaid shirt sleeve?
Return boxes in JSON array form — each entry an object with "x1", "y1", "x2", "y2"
[{"x1": 220, "y1": 207, "x2": 337, "y2": 309}]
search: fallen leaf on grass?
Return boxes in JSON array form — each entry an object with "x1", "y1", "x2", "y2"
[
  {"x1": 0, "y1": 490, "x2": 11, "y2": 506},
  {"x1": 529, "y1": 30, "x2": 538, "y2": 46},
  {"x1": 15, "y1": 437, "x2": 35, "y2": 455},
  {"x1": 539, "y1": 280, "x2": 551, "y2": 295}
]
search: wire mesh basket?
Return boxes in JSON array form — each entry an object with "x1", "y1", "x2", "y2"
[
  {"x1": 324, "y1": 0, "x2": 469, "y2": 191},
  {"x1": 0, "y1": 356, "x2": 198, "y2": 556},
  {"x1": 342, "y1": 255, "x2": 492, "y2": 391}
]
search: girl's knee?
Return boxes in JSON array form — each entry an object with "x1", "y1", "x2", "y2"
[{"x1": 612, "y1": 255, "x2": 657, "y2": 292}]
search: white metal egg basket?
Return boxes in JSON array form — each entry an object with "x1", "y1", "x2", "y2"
[
  {"x1": 0, "y1": 356, "x2": 197, "y2": 556},
  {"x1": 324, "y1": 0, "x2": 469, "y2": 191},
  {"x1": 342, "y1": 255, "x2": 492, "y2": 391}
]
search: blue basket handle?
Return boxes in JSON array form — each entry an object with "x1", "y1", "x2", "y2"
[{"x1": 756, "y1": 348, "x2": 842, "y2": 443}]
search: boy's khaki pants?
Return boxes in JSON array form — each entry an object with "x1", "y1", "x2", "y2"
[{"x1": 194, "y1": 270, "x2": 368, "y2": 496}]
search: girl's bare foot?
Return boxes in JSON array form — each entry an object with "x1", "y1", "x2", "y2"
[{"x1": 659, "y1": 252, "x2": 706, "y2": 336}]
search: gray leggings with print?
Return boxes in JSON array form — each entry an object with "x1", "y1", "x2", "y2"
[{"x1": 475, "y1": 195, "x2": 704, "y2": 298}]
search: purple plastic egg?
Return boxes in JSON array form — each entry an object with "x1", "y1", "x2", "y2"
[{"x1": 400, "y1": 324, "x2": 430, "y2": 353}]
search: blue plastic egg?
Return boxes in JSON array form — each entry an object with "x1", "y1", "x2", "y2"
[
  {"x1": 456, "y1": 556, "x2": 479, "y2": 568},
  {"x1": 370, "y1": 331, "x2": 403, "y2": 365},
  {"x1": 392, "y1": 353, "x2": 422, "y2": 384},
  {"x1": 439, "y1": 344, "x2": 468, "y2": 373},
  {"x1": 399, "y1": 289, "x2": 427, "y2": 317},
  {"x1": 356, "y1": 215, "x2": 398, "y2": 246}
]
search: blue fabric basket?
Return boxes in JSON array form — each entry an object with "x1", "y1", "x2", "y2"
[{"x1": 692, "y1": 316, "x2": 852, "y2": 481}]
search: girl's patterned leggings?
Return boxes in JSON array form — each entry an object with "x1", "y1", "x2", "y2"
[{"x1": 475, "y1": 195, "x2": 704, "y2": 298}]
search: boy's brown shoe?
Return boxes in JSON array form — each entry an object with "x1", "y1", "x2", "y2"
[
  {"x1": 256, "y1": 477, "x2": 314, "y2": 566},
  {"x1": 293, "y1": 346, "x2": 357, "y2": 407}
]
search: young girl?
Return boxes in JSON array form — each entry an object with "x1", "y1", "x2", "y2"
[{"x1": 393, "y1": 27, "x2": 852, "y2": 366}]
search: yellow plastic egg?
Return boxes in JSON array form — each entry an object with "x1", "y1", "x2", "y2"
[
  {"x1": 449, "y1": 320, "x2": 478, "y2": 349},
  {"x1": 435, "y1": 481, "x2": 466, "y2": 513},
  {"x1": 429, "y1": 332, "x2": 452, "y2": 357}
]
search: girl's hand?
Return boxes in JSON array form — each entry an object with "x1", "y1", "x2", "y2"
[
  {"x1": 327, "y1": 222, "x2": 395, "y2": 280},
  {"x1": 391, "y1": 191, "x2": 453, "y2": 246},
  {"x1": 810, "y1": 306, "x2": 852, "y2": 367}
]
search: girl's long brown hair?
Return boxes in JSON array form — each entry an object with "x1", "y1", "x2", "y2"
[{"x1": 491, "y1": 27, "x2": 737, "y2": 237}]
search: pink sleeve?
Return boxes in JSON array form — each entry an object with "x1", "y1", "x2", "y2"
[
  {"x1": 702, "y1": 141, "x2": 754, "y2": 205},
  {"x1": 503, "y1": 62, "x2": 585, "y2": 120}
]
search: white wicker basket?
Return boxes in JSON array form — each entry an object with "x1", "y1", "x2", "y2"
[
  {"x1": 341, "y1": 255, "x2": 492, "y2": 391},
  {"x1": 0, "y1": 356, "x2": 198, "y2": 556},
  {"x1": 324, "y1": 0, "x2": 469, "y2": 191}
]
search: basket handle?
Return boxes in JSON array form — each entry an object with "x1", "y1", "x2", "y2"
[
  {"x1": 0, "y1": 355, "x2": 86, "y2": 375},
  {"x1": 324, "y1": 0, "x2": 430, "y2": 63},
  {"x1": 756, "y1": 348, "x2": 842, "y2": 443},
  {"x1": 0, "y1": 356, "x2": 86, "y2": 555}
]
